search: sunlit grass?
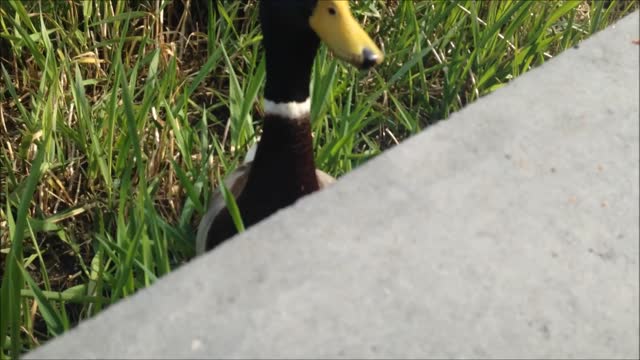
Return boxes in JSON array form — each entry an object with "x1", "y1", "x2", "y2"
[{"x1": 0, "y1": 0, "x2": 637, "y2": 357}]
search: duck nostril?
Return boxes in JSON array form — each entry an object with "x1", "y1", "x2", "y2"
[{"x1": 361, "y1": 48, "x2": 379, "y2": 69}]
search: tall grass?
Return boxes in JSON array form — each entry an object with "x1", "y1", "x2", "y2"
[{"x1": 0, "y1": 0, "x2": 637, "y2": 357}]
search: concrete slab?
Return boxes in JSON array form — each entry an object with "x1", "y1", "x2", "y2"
[{"x1": 26, "y1": 11, "x2": 639, "y2": 360}]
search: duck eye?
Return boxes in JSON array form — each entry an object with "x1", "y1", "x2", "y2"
[{"x1": 328, "y1": 7, "x2": 336, "y2": 15}]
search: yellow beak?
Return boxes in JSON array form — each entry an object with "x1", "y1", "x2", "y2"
[{"x1": 309, "y1": 1, "x2": 384, "y2": 69}]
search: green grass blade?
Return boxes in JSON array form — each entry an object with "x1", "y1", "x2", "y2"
[
  {"x1": 0, "y1": 135, "x2": 47, "y2": 358},
  {"x1": 217, "y1": 173, "x2": 245, "y2": 233},
  {"x1": 18, "y1": 264, "x2": 65, "y2": 336}
]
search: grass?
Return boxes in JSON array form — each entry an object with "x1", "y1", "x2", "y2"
[{"x1": 0, "y1": 0, "x2": 637, "y2": 357}]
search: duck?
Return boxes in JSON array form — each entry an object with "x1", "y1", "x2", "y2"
[{"x1": 196, "y1": 0, "x2": 384, "y2": 255}]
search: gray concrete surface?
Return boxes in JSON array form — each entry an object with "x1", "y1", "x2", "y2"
[{"x1": 27, "y1": 11, "x2": 639, "y2": 360}]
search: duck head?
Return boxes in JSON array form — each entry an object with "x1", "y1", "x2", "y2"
[{"x1": 259, "y1": 0, "x2": 384, "y2": 107}]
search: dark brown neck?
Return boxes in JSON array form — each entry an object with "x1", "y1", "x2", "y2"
[
  {"x1": 244, "y1": 114, "x2": 319, "y2": 199},
  {"x1": 204, "y1": 114, "x2": 320, "y2": 251}
]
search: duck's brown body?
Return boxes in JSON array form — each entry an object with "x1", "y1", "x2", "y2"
[{"x1": 196, "y1": 114, "x2": 334, "y2": 253}]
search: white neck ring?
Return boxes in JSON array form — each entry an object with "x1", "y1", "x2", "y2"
[{"x1": 263, "y1": 98, "x2": 311, "y2": 119}]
